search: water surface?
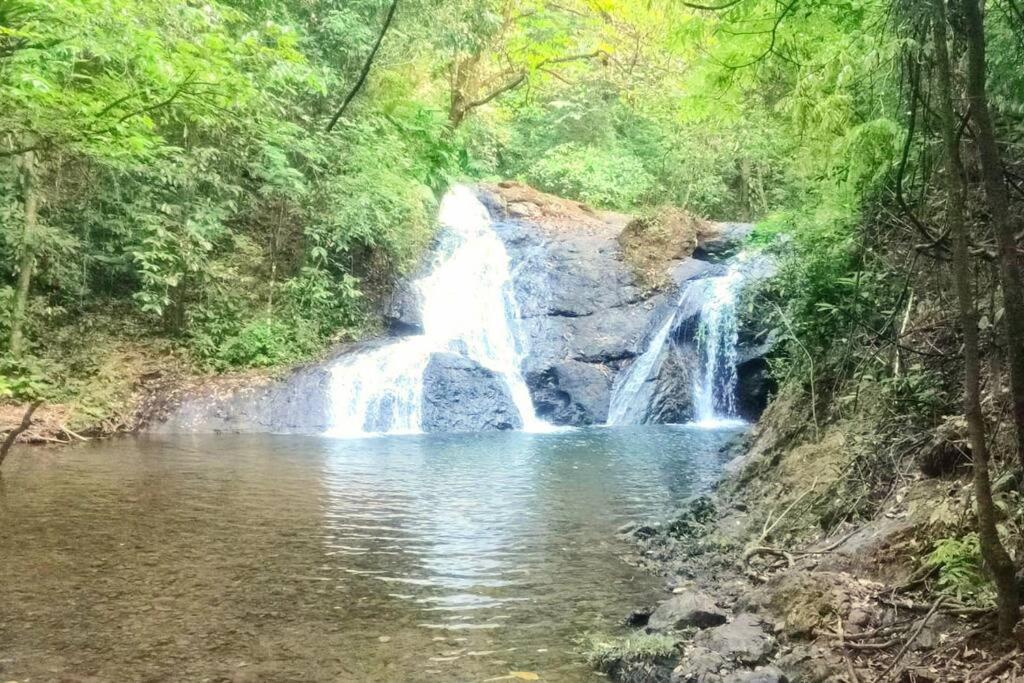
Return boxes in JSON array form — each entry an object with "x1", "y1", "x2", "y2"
[{"x1": 0, "y1": 425, "x2": 741, "y2": 682}]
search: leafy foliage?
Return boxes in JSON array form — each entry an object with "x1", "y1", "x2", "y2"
[{"x1": 925, "y1": 534, "x2": 995, "y2": 605}]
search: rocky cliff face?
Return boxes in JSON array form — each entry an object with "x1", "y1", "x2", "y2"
[
  {"x1": 477, "y1": 182, "x2": 766, "y2": 427},
  {"x1": 149, "y1": 182, "x2": 773, "y2": 434}
]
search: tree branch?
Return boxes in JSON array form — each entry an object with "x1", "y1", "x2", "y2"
[
  {"x1": 0, "y1": 401, "x2": 42, "y2": 468},
  {"x1": 678, "y1": 0, "x2": 746, "y2": 10},
  {"x1": 326, "y1": 0, "x2": 399, "y2": 132},
  {"x1": 463, "y1": 71, "x2": 526, "y2": 110},
  {"x1": 722, "y1": 0, "x2": 798, "y2": 69}
]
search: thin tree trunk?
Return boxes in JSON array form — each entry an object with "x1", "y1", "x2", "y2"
[
  {"x1": 931, "y1": 0, "x2": 1021, "y2": 637},
  {"x1": 9, "y1": 147, "x2": 38, "y2": 357},
  {"x1": 0, "y1": 401, "x2": 41, "y2": 468},
  {"x1": 961, "y1": 0, "x2": 1024, "y2": 474},
  {"x1": 325, "y1": 0, "x2": 399, "y2": 132}
]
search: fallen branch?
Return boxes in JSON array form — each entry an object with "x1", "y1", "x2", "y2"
[
  {"x1": 0, "y1": 400, "x2": 42, "y2": 467},
  {"x1": 742, "y1": 545, "x2": 793, "y2": 582},
  {"x1": 880, "y1": 597, "x2": 944, "y2": 681},
  {"x1": 60, "y1": 426, "x2": 90, "y2": 442},
  {"x1": 837, "y1": 616, "x2": 863, "y2": 683},
  {"x1": 970, "y1": 648, "x2": 1019, "y2": 681}
]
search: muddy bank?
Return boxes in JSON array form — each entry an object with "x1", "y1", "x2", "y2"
[{"x1": 598, "y1": 396, "x2": 1024, "y2": 682}]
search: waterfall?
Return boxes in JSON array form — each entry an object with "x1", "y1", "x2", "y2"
[
  {"x1": 326, "y1": 185, "x2": 543, "y2": 436},
  {"x1": 691, "y1": 264, "x2": 744, "y2": 426},
  {"x1": 606, "y1": 260, "x2": 746, "y2": 427},
  {"x1": 605, "y1": 295, "x2": 689, "y2": 426}
]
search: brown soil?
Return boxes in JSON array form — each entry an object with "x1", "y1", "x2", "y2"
[
  {"x1": 624, "y1": 390, "x2": 1024, "y2": 682},
  {"x1": 618, "y1": 208, "x2": 716, "y2": 290},
  {"x1": 481, "y1": 180, "x2": 632, "y2": 237}
]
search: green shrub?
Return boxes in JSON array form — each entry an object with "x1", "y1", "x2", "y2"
[
  {"x1": 925, "y1": 534, "x2": 995, "y2": 605},
  {"x1": 525, "y1": 142, "x2": 654, "y2": 209},
  {"x1": 211, "y1": 318, "x2": 318, "y2": 370}
]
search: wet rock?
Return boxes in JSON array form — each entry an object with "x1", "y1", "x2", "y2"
[
  {"x1": 736, "y1": 358, "x2": 774, "y2": 422},
  {"x1": 618, "y1": 521, "x2": 641, "y2": 536},
  {"x1": 775, "y1": 645, "x2": 842, "y2": 683},
  {"x1": 483, "y1": 185, "x2": 697, "y2": 427},
  {"x1": 648, "y1": 591, "x2": 728, "y2": 631},
  {"x1": 421, "y1": 352, "x2": 523, "y2": 432},
  {"x1": 722, "y1": 666, "x2": 787, "y2": 683},
  {"x1": 670, "y1": 645, "x2": 729, "y2": 683},
  {"x1": 694, "y1": 223, "x2": 754, "y2": 262},
  {"x1": 384, "y1": 280, "x2": 423, "y2": 335},
  {"x1": 625, "y1": 607, "x2": 654, "y2": 628},
  {"x1": 527, "y1": 360, "x2": 612, "y2": 424},
  {"x1": 152, "y1": 363, "x2": 333, "y2": 433},
  {"x1": 693, "y1": 614, "x2": 777, "y2": 666}
]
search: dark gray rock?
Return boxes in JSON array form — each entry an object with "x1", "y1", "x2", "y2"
[
  {"x1": 736, "y1": 358, "x2": 774, "y2": 422},
  {"x1": 527, "y1": 360, "x2": 612, "y2": 424},
  {"x1": 775, "y1": 645, "x2": 842, "y2": 683},
  {"x1": 421, "y1": 352, "x2": 523, "y2": 432},
  {"x1": 152, "y1": 364, "x2": 333, "y2": 434},
  {"x1": 722, "y1": 666, "x2": 787, "y2": 683},
  {"x1": 672, "y1": 258, "x2": 725, "y2": 285},
  {"x1": 384, "y1": 280, "x2": 423, "y2": 335},
  {"x1": 695, "y1": 223, "x2": 753, "y2": 262},
  {"x1": 648, "y1": 591, "x2": 728, "y2": 631},
  {"x1": 693, "y1": 614, "x2": 777, "y2": 666},
  {"x1": 670, "y1": 646, "x2": 729, "y2": 683}
]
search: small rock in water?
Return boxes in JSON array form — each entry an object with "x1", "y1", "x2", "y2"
[
  {"x1": 623, "y1": 607, "x2": 653, "y2": 627},
  {"x1": 378, "y1": 636, "x2": 391, "y2": 643}
]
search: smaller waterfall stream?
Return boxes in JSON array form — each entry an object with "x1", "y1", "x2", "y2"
[
  {"x1": 606, "y1": 259, "x2": 747, "y2": 427},
  {"x1": 326, "y1": 185, "x2": 543, "y2": 436},
  {"x1": 691, "y1": 264, "x2": 744, "y2": 426}
]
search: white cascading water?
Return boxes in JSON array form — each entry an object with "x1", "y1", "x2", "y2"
[
  {"x1": 605, "y1": 297, "x2": 687, "y2": 426},
  {"x1": 606, "y1": 260, "x2": 746, "y2": 427},
  {"x1": 326, "y1": 185, "x2": 544, "y2": 436},
  {"x1": 691, "y1": 264, "x2": 744, "y2": 426}
]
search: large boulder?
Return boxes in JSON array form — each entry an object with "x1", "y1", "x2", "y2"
[
  {"x1": 483, "y1": 183, "x2": 727, "y2": 427},
  {"x1": 150, "y1": 363, "x2": 333, "y2": 434},
  {"x1": 527, "y1": 360, "x2": 612, "y2": 424},
  {"x1": 648, "y1": 591, "x2": 728, "y2": 631},
  {"x1": 420, "y1": 352, "x2": 523, "y2": 432},
  {"x1": 694, "y1": 223, "x2": 754, "y2": 262},
  {"x1": 692, "y1": 614, "x2": 777, "y2": 666},
  {"x1": 384, "y1": 280, "x2": 423, "y2": 335}
]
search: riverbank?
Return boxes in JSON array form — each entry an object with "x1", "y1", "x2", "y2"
[{"x1": 593, "y1": 389, "x2": 1024, "y2": 682}]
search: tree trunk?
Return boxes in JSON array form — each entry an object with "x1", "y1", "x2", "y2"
[
  {"x1": 9, "y1": 147, "x2": 38, "y2": 357},
  {"x1": 932, "y1": 0, "x2": 1021, "y2": 637},
  {"x1": 960, "y1": 0, "x2": 1024, "y2": 474}
]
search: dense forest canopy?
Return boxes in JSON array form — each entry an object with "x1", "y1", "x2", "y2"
[{"x1": 0, "y1": 0, "x2": 928, "y2": 381}]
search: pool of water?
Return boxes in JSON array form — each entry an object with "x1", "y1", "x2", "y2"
[{"x1": 0, "y1": 425, "x2": 742, "y2": 682}]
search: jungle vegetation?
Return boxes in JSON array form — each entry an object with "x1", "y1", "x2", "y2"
[{"x1": 1, "y1": 0, "x2": 1023, "y2": 633}]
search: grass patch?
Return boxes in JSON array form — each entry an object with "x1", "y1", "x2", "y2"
[{"x1": 577, "y1": 632, "x2": 679, "y2": 671}]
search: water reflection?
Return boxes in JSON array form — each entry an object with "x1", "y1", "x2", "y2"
[{"x1": 0, "y1": 425, "x2": 741, "y2": 682}]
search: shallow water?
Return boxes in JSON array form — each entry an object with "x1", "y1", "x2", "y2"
[{"x1": 0, "y1": 425, "x2": 742, "y2": 682}]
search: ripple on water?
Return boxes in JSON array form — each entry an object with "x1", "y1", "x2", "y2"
[{"x1": 0, "y1": 424, "x2": 744, "y2": 682}]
